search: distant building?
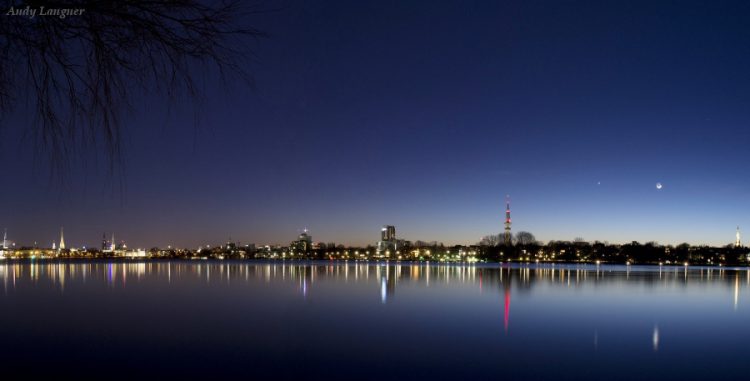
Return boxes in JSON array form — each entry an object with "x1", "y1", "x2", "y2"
[
  {"x1": 291, "y1": 229, "x2": 313, "y2": 253},
  {"x1": 381, "y1": 226, "x2": 396, "y2": 241},
  {"x1": 377, "y1": 225, "x2": 402, "y2": 257},
  {"x1": 8, "y1": 248, "x2": 56, "y2": 258},
  {"x1": 123, "y1": 249, "x2": 147, "y2": 258}
]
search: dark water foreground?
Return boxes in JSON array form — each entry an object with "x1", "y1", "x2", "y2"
[{"x1": 0, "y1": 260, "x2": 747, "y2": 379}]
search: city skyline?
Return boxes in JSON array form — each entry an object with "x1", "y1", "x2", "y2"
[
  {"x1": 0, "y1": 218, "x2": 747, "y2": 250},
  {"x1": 3, "y1": 0, "x2": 750, "y2": 248}
]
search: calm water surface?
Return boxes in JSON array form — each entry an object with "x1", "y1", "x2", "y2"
[{"x1": 0, "y1": 260, "x2": 748, "y2": 379}]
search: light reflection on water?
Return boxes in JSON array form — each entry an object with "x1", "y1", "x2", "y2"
[
  {"x1": 0, "y1": 260, "x2": 748, "y2": 379},
  {"x1": 4, "y1": 261, "x2": 749, "y2": 302}
]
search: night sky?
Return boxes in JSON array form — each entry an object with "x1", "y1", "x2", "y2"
[{"x1": 3, "y1": 0, "x2": 750, "y2": 249}]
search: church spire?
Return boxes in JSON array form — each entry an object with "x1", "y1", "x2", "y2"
[
  {"x1": 59, "y1": 227, "x2": 65, "y2": 250},
  {"x1": 736, "y1": 226, "x2": 741, "y2": 248}
]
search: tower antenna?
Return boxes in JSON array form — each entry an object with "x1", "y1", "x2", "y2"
[{"x1": 504, "y1": 195, "x2": 512, "y2": 246}]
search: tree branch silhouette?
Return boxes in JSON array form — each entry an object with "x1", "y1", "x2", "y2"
[{"x1": 0, "y1": 0, "x2": 266, "y2": 179}]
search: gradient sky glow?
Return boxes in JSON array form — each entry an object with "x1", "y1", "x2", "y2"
[{"x1": 3, "y1": 0, "x2": 750, "y2": 248}]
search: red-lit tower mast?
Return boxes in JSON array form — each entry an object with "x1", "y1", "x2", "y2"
[{"x1": 504, "y1": 195, "x2": 512, "y2": 246}]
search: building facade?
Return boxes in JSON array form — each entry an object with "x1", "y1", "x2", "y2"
[{"x1": 291, "y1": 229, "x2": 313, "y2": 253}]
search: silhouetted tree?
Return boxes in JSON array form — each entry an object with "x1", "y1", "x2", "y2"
[
  {"x1": 514, "y1": 231, "x2": 536, "y2": 246},
  {"x1": 479, "y1": 234, "x2": 500, "y2": 247},
  {"x1": 0, "y1": 1, "x2": 265, "y2": 175}
]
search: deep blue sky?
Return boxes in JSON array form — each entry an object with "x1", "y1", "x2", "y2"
[{"x1": 3, "y1": 0, "x2": 750, "y2": 248}]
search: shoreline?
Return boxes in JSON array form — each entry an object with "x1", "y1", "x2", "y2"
[{"x1": 1, "y1": 257, "x2": 748, "y2": 270}]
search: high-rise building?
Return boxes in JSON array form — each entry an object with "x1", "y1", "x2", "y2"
[
  {"x1": 377, "y1": 225, "x2": 399, "y2": 257},
  {"x1": 102, "y1": 233, "x2": 107, "y2": 251},
  {"x1": 291, "y1": 229, "x2": 313, "y2": 253},
  {"x1": 381, "y1": 226, "x2": 396, "y2": 241},
  {"x1": 504, "y1": 196, "x2": 512, "y2": 246},
  {"x1": 59, "y1": 227, "x2": 66, "y2": 250}
]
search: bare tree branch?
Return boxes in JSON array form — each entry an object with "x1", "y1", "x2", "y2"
[{"x1": 0, "y1": 0, "x2": 266, "y2": 180}]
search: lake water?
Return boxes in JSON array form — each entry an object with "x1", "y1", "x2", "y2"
[{"x1": 0, "y1": 260, "x2": 747, "y2": 379}]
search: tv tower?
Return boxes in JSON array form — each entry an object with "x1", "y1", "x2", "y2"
[
  {"x1": 504, "y1": 195, "x2": 512, "y2": 246},
  {"x1": 2, "y1": 228, "x2": 7, "y2": 250}
]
